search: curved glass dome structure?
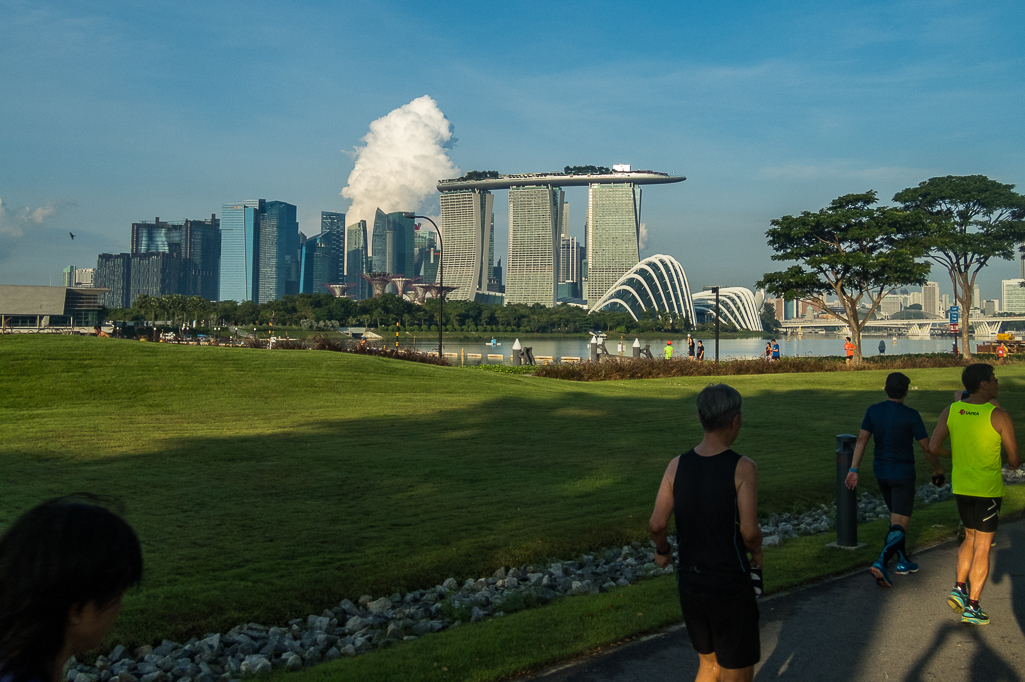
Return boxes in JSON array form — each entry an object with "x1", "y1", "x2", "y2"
[
  {"x1": 692, "y1": 287, "x2": 764, "y2": 331},
  {"x1": 588, "y1": 254, "x2": 696, "y2": 323}
]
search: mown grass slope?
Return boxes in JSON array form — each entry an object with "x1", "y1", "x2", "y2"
[{"x1": 2, "y1": 336, "x2": 1019, "y2": 646}]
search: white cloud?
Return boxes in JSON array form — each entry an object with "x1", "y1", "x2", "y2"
[
  {"x1": 340, "y1": 95, "x2": 459, "y2": 235},
  {"x1": 0, "y1": 197, "x2": 59, "y2": 259}
]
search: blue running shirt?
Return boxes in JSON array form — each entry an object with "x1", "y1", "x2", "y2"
[{"x1": 861, "y1": 400, "x2": 928, "y2": 480}]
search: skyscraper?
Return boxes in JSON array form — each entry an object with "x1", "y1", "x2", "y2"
[
  {"x1": 62, "y1": 265, "x2": 75, "y2": 287},
  {"x1": 131, "y1": 215, "x2": 219, "y2": 299},
  {"x1": 506, "y1": 185, "x2": 562, "y2": 306},
  {"x1": 369, "y1": 209, "x2": 415, "y2": 278},
  {"x1": 922, "y1": 281, "x2": 940, "y2": 316},
  {"x1": 320, "y1": 211, "x2": 346, "y2": 283},
  {"x1": 439, "y1": 189, "x2": 494, "y2": 301},
  {"x1": 1002, "y1": 279, "x2": 1025, "y2": 314},
  {"x1": 559, "y1": 236, "x2": 584, "y2": 298},
  {"x1": 219, "y1": 200, "x2": 263, "y2": 303},
  {"x1": 345, "y1": 220, "x2": 369, "y2": 299},
  {"x1": 586, "y1": 183, "x2": 640, "y2": 305},
  {"x1": 181, "y1": 216, "x2": 221, "y2": 300},
  {"x1": 96, "y1": 254, "x2": 131, "y2": 308},
  {"x1": 258, "y1": 201, "x2": 299, "y2": 303},
  {"x1": 129, "y1": 252, "x2": 182, "y2": 304}
]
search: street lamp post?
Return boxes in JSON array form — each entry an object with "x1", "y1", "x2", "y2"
[
  {"x1": 711, "y1": 286, "x2": 721, "y2": 364},
  {"x1": 407, "y1": 214, "x2": 444, "y2": 358}
]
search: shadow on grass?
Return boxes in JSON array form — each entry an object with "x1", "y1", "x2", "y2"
[{"x1": 0, "y1": 379, "x2": 1003, "y2": 646}]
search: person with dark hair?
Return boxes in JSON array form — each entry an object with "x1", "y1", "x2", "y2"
[
  {"x1": 929, "y1": 363, "x2": 1020, "y2": 625},
  {"x1": 649, "y1": 384, "x2": 762, "y2": 681},
  {"x1": 770, "y1": 339, "x2": 780, "y2": 362},
  {"x1": 0, "y1": 496, "x2": 143, "y2": 682},
  {"x1": 696, "y1": 341, "x2": 705, "y2": 362},
  {"x1": 845, "y1": 373, "x2": 942, "y2": 587},
  {"x1": 844, "y1": 336, "x2": 855, "y2": 364}
]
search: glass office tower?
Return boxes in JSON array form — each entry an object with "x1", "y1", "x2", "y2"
[
  {"x1": 506, "y1": 185, "x2": 562, "y2": 306},
  {"x1": 219, "y1": 200, "x2": 263, "y2": 303},
  {"x1": 345, "y1": 220, "x2": 369, "y2": 299},
  {"x1": 321, "y1": 211, "x2": 346, "y2": 284},
  {"x1": 257, "y1": 201, "x2": 299, "y2": 303},
  {"x1": 369, "y1": 209, "x2": 415, "y2": 277},
  {"x1": 439, "y1": 188, "x2": 493, "y2": 301},
  {"x1": 586, "y1": 183, "x2": 640, "y2": 305}
]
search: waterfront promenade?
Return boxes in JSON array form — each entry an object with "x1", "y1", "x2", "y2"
[{"x1": 532, "y1": 518, "x2": 1025, "y2": 681}]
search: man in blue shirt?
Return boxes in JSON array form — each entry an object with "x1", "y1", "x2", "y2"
[
  {"x1": 845, "y1": 372, "x2": 943, "y2": 587},
  {"x1": 770, "y1": 339, "x2": 780, "y2": 362}
]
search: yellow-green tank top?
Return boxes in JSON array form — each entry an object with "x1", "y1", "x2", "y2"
[{"x1": 947, "y1": 401, "x2": 1004, "y2": 498}]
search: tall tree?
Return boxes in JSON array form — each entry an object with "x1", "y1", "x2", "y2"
[
  {"x1": 757, "y1": 191, "x2": 930, "y2": 364},
  {"x1": 894, "y1": 175, "x2": 1025, "y2": 359}
]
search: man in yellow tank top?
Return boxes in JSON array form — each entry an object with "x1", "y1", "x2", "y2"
[{"x1": 929, "y1": 363, "x2": 1021, "y2": 625}]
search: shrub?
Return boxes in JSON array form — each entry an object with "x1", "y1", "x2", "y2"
[{"x1": 534, "y1": 354, "x2": 972, "y2": 382}]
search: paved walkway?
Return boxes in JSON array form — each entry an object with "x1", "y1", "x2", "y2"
[{"x1": 530, "y1": 518, "x2": 1025, "y2": 681}]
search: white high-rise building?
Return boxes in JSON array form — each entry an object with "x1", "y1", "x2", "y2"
[
  {"x1": 587, "y1": 183, "x2": 640, "y2": 305},
  {"x1": 922, "y1": 282, "x2": 940, "y2": 316},
  {"x1": 972, "y1": 284, "x2": 981, "y2": 311},
  {"x1": 879, "y1": 294, "x2": 903, "y2": 317},
  {"x1": 940, "y1": 294, "x2": 950, "y2": 314},
  {"x1": 439, "y1": 189, "x2": 494, "y2": 302},
  {"x1": 1001, "y1": 279, "x2": 1025, "y2": 314},
  {"x1": 506, "y1": 185, "x2": 562, "y2": 306}
]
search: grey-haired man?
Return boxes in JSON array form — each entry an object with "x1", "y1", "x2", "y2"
[{"x1": 650, "y1": 384, "x2": 763, "y2": 682}]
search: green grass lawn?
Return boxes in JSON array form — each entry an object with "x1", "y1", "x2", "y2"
[{"x1": 2, "y1": 335, "x2": 1022, "y2": 651}]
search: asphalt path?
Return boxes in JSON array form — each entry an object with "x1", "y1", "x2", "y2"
[{"x1": 530, "y1": 518, "x2": 1025, "y2": 681}]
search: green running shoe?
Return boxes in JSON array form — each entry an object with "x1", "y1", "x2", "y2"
[
  {"x1": 961, "y1": 603, "x2": 989, "y2": 625},
  {"x1": 870, "y1": 560, "x2": 892, "y2": 588},
  {"x1": 947, "y1": 585, "x2": 968, "y2": 614}
]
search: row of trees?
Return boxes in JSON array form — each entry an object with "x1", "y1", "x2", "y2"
[
  {"x1": 106, "y1": 293, "x2": 745, "y2": 335},
  {"x1": 758, "y1": 175, "x2": 1025, "y2": 363}
]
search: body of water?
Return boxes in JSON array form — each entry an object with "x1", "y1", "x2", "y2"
[{"x1": 402, "y1": 333, "x2": 977, "y2": 365}]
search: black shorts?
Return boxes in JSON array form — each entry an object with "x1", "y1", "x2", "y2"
[
  {"x1": 678, "y1": 590, "x2": 760, "y2": 669},
  {"x1": 956, "y1": 494, "x2": 1002, "y2": 533},
  {"x1": 877, "y1": 478, "x2": 916, "y2": 517}
]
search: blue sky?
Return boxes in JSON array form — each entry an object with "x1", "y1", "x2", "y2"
[{"x1": 2, "y1": 0, "x2": 1023, "y2": 300}]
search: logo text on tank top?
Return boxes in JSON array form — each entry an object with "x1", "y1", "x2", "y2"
[{"x1": 958, "y1": 408, "x2": 981, "y2": 416}]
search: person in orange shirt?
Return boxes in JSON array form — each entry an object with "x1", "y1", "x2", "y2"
[
  {"x1": 996, "y1": 342, "x2": 1007, "y2": 364},
  {"x1": 844, "y1": 337, "x2": 855, "y2": 364}
]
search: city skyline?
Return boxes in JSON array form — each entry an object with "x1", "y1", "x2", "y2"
[{"x1": 1, "y1": 1, "x2": 1023, "y2": 301}]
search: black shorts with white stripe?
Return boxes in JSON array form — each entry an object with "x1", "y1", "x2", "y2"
[{"x1": 955, "y1": 494, "x2": 1003, "y2": 533}]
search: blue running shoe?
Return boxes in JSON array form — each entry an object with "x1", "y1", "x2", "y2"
[
  {"x1": 961, "y1": 603, "x2": 990, "y2": 625},
  {"x1": 870, "y1": 560, "x2": 893, "y2": 588},
  {"x1": 947, "y1": 585, "x2": 968, "y2": 614},
  {"x1": 894, "y1": 558, "x2": 919, "y2": 575}
]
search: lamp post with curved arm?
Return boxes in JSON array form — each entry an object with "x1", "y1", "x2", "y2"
[{"x1": 406, "y1": 214, "x2": 444, "y2": 358}]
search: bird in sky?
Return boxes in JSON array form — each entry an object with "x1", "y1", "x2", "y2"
[{"x1": 69, "y1": 232, "x2": 75, "y2": 240}]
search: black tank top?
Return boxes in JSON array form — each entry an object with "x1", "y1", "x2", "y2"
[{"x1": 673, "y1": 448, "x2": 751, "y2": 596}]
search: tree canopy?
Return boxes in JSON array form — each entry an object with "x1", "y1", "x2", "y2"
[
  {"x1": 894, "y1": 175, "x2": 1025, "y2": 359},
  {"x1": 757, "y1": 191, "x2": 930, "y2": 363}
]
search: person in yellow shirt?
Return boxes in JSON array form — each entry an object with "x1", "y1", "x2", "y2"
[
  {"x1": 929, "y1": 363, "x2": 1021, "y2": 625},
  {"x1": 664, "y1": 340, "x2": 674, "y2": 360}
]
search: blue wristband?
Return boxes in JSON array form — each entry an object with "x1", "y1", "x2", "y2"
[{"x1": 849, "y1": 468, "x2": 859, "y2": 473}]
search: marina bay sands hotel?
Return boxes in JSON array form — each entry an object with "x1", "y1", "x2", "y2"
[{"x1": 436, "y1": 167, "x2": 685, "y2": 307}]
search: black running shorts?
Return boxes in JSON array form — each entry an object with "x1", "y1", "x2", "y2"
[
  {"x1": 955, "y1": 494, "x2": 1002, "y2": 533},
  {"x1": 877, "y1": 478, "x2": 916, "y2": 517},
  {"x1": 678, "y1": 590, "x2": 760, "y2": 669}
]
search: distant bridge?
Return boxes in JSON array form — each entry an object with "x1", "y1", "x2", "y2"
[{"x1": 780, "y1": 316, "x2": 1008, "y2": 336}]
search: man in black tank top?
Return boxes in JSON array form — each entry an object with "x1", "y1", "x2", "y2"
[{"x1": 650, "y1": 384, "x2": 763, "y2": 682}]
